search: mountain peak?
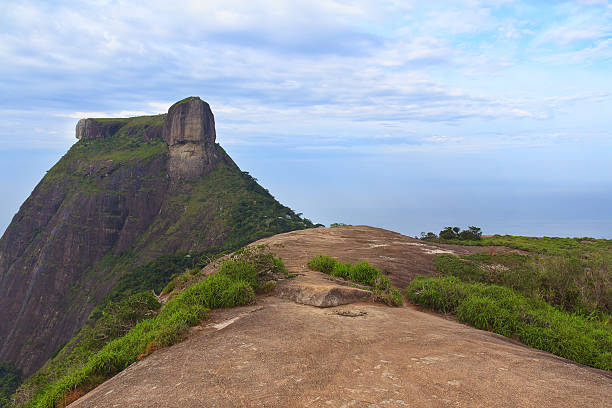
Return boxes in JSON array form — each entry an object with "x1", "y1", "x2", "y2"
[
  {"x1": 163, "y1": 97, "x2": 218, "y2": 180},
  {"x1": 1, "y1": 98, "x2": 315, "y2": 376},
  {"x1": 75, "y1": 97, "x2": 218, "y2": 180}
]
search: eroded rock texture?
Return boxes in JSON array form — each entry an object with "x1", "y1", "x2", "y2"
[
  {"x1": 76, "y1": 118, "x2": 124, "y2": 140},
  {"x1": 163, "y1": 97, "x2": 219, "y2": 181}
]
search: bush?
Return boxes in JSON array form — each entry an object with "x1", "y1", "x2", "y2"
[
  {"x1": 439, "y1": 226, "x2": 460, "y2": 240},
  {"x1": 307, "y1": 255, "x2": 338, "y2": 275},
  {"x1": 349, "y1": 261, "x2": 382, "y2": 287},
  {"x1": 227, "y1": 245, "x2": 288, "y2": 282},
  {"x1": 420, "y1": 232, "x2": 438, "y2": 240},
  {"x1": 0, "y1": 361, "x2": 23, "y2": 408},
  {"x1": 438, "y1": 226, "x2": 482, "y2": 241},
  {"x1": 81, "y1": 292, "x2": 161, "y2": 348},
  {"x1": 405, "y1": 276, "x2": 466, "y2": 313},
  {"x1": 433, "y1": 255, "x2": 484, "y2": 282},
  {"x1": 220, "y1": 281, "x2": 256, "y2": 308},
  {"x1": 433, "y1": 252, "x2": 610, "y2": 316},
  {"x1": 331, "y1": 262, "x2": 352, "y2": 280},
  {"x1": 330, "y1": 223, "x2": 352, "y2": 228},
  {"x1": 217, "y1": 259, "x2": 258, "y2": 288},
  {"x1": 375, "y1": 288, "x2": 404, "y2": 307},
  {"x1": 459, "y1": 226, "x2": 482, "y2": 241}
]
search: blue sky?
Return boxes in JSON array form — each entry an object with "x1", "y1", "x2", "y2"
[{"x1": 1, "y1": 0, "x2": 611, "y2": 238}]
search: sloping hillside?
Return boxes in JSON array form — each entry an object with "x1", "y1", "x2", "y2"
[
  {"x1": 0, "y1": 97, "x2": 315, "y2": 376},
  {"x1": 67, "y1": 226, "x2": 611, "y2": 408}
]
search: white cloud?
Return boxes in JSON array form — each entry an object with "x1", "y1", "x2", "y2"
[{"x1": 0, "y1": 0, "x2": 611, "y2": 153}]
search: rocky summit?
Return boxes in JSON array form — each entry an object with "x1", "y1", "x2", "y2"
[
  {"x1": 0, "y1": 97, "x2": 314, "y2": 376},
  {"x1": 163, "y1": 97, "x2": 219, "y2": 181}
]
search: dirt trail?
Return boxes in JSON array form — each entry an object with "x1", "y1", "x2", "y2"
[{"x1": 69, "y1": 226, "x2": 611, "y2": 408}]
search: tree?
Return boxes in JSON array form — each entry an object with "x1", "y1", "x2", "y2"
[
  {"x1": 439, "y1": 226, "x2": 459, "y2": 240},
  {"x1": 459, "y1": 226, "x2": 482, "y2": 241},
  {"x1": 0, "y1": 361, "x2": 23, "y2": 408},
  {"x1": 420, "y1": 232, "x2": 438, "y2": 240},
  {"x1": 439, "y1": 226, "x2": 482, "y2": 241}
]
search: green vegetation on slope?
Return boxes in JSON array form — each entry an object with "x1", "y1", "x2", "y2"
[
  {"x1": 433, "y1": 251, "x2": 610, "y2": 315},
  {"x1": 46, "y1": 114, "x2": 168, "y2": 184},
  {"x1": 307, "y1": 255, "x2": 403, "y2": 306},
  {"x1": 96, "y1": 250, "x2": 220, "y2": 307},
  {"x1": 140, "y1": 158, "x2": 316, "y2": 253},
  {"x1": 13, "y1": 292, "x2": 161, "y2": 407},
  {"x1": 406, "y1": 277, "x2": 611, "y2": 370},
  {"x1": 19, "y1": 246, "x2": 286, "y2": 408},
  {"x1": 0, "y1": 362, "x2": 23, "y2": 408},
  {"x1": 14, "y1": 247, "x2": 237, "y2": 406},
  {"x1": 425, "y1": 233, "x2": 612, "y2": 257},
  {"x1": 405, "y1": 234, "x2": 611, "y2": 370}
]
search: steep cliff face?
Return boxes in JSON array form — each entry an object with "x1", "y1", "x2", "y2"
[
  {"x1": 163, "y1": 97, "x2": 219, "y2": 181},
  {"x1": 0, "y1": 97, "x2": 314, "y2": 376}
]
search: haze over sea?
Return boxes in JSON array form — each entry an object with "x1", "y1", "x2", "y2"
[{"x1": 1, "y1": 1, "x2": 611, "y2": 238}]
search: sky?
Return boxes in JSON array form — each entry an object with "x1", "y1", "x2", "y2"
[{"x1": 1, "y1": 0, "x2": 611, "y2": 238}]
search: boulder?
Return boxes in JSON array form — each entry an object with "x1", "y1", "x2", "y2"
[{"x1": 275, "y1": 282, "x2": 372, "y2": 307}]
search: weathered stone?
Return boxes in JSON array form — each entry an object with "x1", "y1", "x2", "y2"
[
  {"x1": 275, "y1": 282, "x2": 372, "y2": 307},
  {"x1": 163, "y1": 97, "x2": 219, "y2": 181},
  {"x1": 75, "y1": 118, "x2": 123, "y2": 140}
]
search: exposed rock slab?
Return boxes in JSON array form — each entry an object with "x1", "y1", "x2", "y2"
[
  {"x1": 66, "y1": 226, "x2": 611, "y2": 408},
  {"x1": 68, "y1": 297, "x2": 611, "y2": 408},
  {"x1": 254, "y1": 226, "x2": 523, "y2": 289}
]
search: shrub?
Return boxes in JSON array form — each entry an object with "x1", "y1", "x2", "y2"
[
  {"x1": 331, "y1": 262, "x2": 352, "y2": 280},
  {"x1": 258, "y1": 281, "x2": 276, "y2": 294},
  {"x1": 433, "y1": 251, "x2": 610, "y2": 316},
  {"x1": 439, "y1": 226, "x2": 460, "y2": 240},
  {"x1": 220, "y1": 281, "x2": 256, "y2": 308},
  {"x1": 405, "y1": 276, "x2": 466, "y2": 313},
  {"x1": 330, "y1": 223, "x2": 352, "y2": 228},
  {"x1": 307, "y1": 255, "x2": 338, "y2": 275},
  {"x1": 420, "y1": 232, "x2": 438, "y2": 240},
  {"x1": 217, "y1": 259, "x2": 258, "y2": 288},
  {"x1": 433, "y1": 255, "x2": 484, "y2": 282},
  {"x1": 375, "y1": 288, "x2": 403, "y2": 307},
  {"x1": 459, "y1": 226, "x2": 482, "y2": 241},
  {"x1": 349, "y1": 261, "x2": 382, "y2": 287},
  {"x1": 227, "y1": 245, "x2": 288, "y2": 282},
  {"x1": 438, "y1": 226, "x2": 482, "y2": 241},
  {"x1": 0, "y1": 361, "x2": 23, "y2": 408}
]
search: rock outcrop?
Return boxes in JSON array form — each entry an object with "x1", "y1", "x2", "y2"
[
  {"x1": 275, "y1": 282, "x2": 372, "y2": 307},
  {"x1": 75, "y1": 118, "x2": 124, "y2": 140},
  {"x1": 163, "y1": 97, "x2": 220, "y2": 181},
  {"x1": 75, "y1": 97, "x2": 219, "y2": 180},
  {"x1": 0, "y1": 97, "x2": 314, "y2": 376}
]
